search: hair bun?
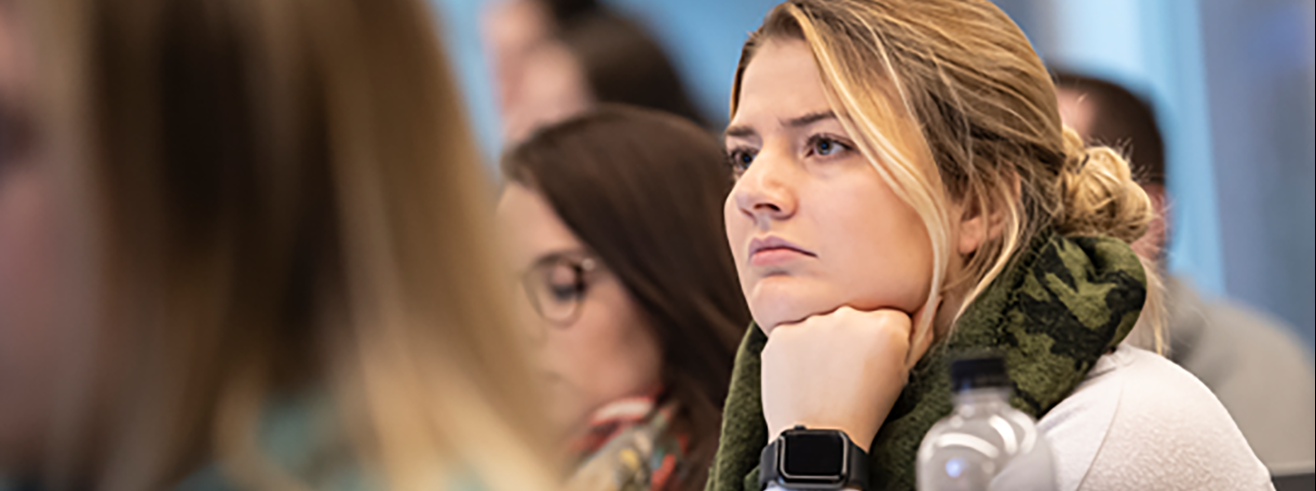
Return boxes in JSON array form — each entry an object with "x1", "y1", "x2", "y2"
[{"x1": 1055, "y1": 126, "x2": 1154, "y2": 243}]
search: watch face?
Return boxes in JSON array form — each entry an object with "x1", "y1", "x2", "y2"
[{"x1": 782, "y1": 431, "x2": 845, "y2": 479}]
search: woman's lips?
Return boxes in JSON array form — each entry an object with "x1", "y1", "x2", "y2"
[
  {"x1": 748, "y1": 236, "x2": 815, "y2": 267},
  {"x1": 750, "y1": 248, "x2": 810, "y2": 266}
]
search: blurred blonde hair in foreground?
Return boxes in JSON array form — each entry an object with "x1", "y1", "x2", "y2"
[{"x1": 16, "y1": 0, "x2": 556, "y2": 489}]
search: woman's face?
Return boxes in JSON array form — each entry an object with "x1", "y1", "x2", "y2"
[
  {"x1": 724, "y1": 39, "x2": 934, "y2": 333},
  {"x1": 0, "y1": 4, "x2": 63, "y2": 468},
  {"x1": 495, "y1": 183, "x2": 662, "y2": 437},
  {"x1": 482, "y1": 0, "x2": 593, "y2": 143}
]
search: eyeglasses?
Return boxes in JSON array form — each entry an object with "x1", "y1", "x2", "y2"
[{"x1": 520, "y1": 251, "x2": 599, "y2": 326}]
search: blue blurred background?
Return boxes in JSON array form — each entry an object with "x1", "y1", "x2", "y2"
[{"x1": 433, "y1": 0, "x2": 1315, "y2": 356}]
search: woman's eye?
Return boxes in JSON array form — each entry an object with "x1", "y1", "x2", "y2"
[
  {"x1": 548, "y1": 282, "x2": 579, "y2": 302},
  {"x1": 809, "y1": 136, "x2": 850, "y2": 157},
  {"x1": 727, "y1": 148, "x2": 756, "y2": 171},
  {"x1": 817, "y1": 139, "x2": 835, "y2": 155},
  {"x1": 544, "y1": 265, "x2": 581, "y2": 302},
  {"x1": 0, "y1": 109, "x2": 35, "y2": 172},
  {"x1": 0, "y1": 113, "x2": 17, "y2": 167}
]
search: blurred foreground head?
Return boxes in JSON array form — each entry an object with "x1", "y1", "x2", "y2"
[{"x1": 0, "y1": 0, "x2": 554, "y2": 489}]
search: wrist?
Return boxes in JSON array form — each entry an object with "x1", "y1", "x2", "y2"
[
  {"x1": 760, "y1": 426, "x2": 870, "y2": 491},
  {"x1": 768, "y1": 420, "x2": 877, "y2": 453}
]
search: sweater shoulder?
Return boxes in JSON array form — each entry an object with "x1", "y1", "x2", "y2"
[{"x1": 1043, "y1": 346, "x2": 1274, "y2": 491}]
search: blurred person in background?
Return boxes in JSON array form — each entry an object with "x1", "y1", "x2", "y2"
[
  {"x1": 1054, "y1": 71, "x2": 1316, "y2": 472},
  {"x1": 482, "y1": 0, "x2": 709, "y2": 144},
  {"x1": 705, "y1": 1, "x2": 1274, "y2": 490},
  {"x1": 0, "y1": 0, "x2": 556, "y2": 489},
  {"x1": 497, "y1": 106, "x2": 748, "y2": 491}
]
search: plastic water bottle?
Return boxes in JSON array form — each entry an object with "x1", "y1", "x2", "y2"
[{"x1": 916, "y1": 355, "x2": 1056, "y2": 491}]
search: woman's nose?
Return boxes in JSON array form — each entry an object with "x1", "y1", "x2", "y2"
[{"x1": 731, "y1": 149, "x2": 797, "y2": 225}]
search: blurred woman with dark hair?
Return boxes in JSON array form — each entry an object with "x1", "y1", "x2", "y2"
[
  {"x1": 483, "y1": 0, "x2": 708, "y2": 143},
  {"x1": 497, "y1": 105, "x2": 748, "y2": 491}
]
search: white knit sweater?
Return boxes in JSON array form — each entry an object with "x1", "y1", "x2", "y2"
[{"x1": 1039, "y1": 344, "x2": 1275, "y2": 491}]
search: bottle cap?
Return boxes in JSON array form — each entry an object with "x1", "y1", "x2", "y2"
[{"x1": 950, "y1": 354, "x2": 1010, "y2": 391}]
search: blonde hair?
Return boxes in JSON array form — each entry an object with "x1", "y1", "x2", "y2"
[
  {"x1": 731, "y1": 0, "x2": 1163, "y2": 356},
  {"x1": 23, "y1": 0, "x2": 558, "y2": 489}
]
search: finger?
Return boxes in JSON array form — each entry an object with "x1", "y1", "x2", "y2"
[
  {"x1": 851, "y1": 308, "x2": 913, "y2": 333},
  {"x1": 766, "y1": 305, "x2": 851, "y2": 336},
  {"x1": 832, "y1": 305, "x2": 858, "y2": 315},
  {"x1": 761, "y1": 316, "x2": 806, "y2": 338}
]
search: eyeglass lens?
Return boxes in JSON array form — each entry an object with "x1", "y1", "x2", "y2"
[{"x1": 525, "y1": 257, "x2": 588, "y2": 324}]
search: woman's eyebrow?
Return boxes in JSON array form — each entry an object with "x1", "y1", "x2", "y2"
[
  {"x1": 783, "y1": 110, "x2": 836, "y2": 128},
  {"x1": 724, "y1": 124, "x2": 756, "y2": 140},
  {"x1": 724, "y1": 110, "x2": 837, "y2": 142}
]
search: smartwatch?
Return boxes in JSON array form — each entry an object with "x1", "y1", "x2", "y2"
[{"x1": 759, "y1": 425, "x2": 870, "y2": 490}]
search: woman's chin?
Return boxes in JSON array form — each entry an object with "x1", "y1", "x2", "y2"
[
  {"x1": 747, "y1": 282, "x2": 838, "y2": 333},
  {"x1": 549, "y1": 402, "x2": 590, "y2": 440}
]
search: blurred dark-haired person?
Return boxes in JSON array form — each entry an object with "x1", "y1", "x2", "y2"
[
  {"x1": 483, "y1": 0, "x2": 708, "y2": 144},
  {"x1": 496, "y1": 106, "x2": 748, "y2": 491},
  {"x1": 1055, "y1": 71, "x2": 1316, "y2": 472},
  {"x1": 0, "y1": 0, "x2": 557, "y2": 489}
]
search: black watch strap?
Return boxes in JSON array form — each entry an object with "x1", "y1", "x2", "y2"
[{"x1": 759, "y1": 426, "x2": 870, "y2": 490}]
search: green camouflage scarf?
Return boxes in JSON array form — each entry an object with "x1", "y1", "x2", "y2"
[{"x1": 706, "y1": 231, "x2": 1147, "y2": 491}]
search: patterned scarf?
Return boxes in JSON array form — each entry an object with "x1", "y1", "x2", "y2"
[
  {"x1": 706, "y1": 231, "x2": 1147, "y2": 491},
  {"x1": 570, "y1": 393, "x2": 690, "y2": 491}
]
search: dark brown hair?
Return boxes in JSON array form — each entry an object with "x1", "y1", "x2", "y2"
[
  {"x1": 556, "y1": 11, "x2": 709, "y2": 128},
  {"x1": 502, "y1": 105, "x2": 747, "y2": 490},
  {"x1": 1053, "y1": 70, "x2": 1166, "y2": 184},
  {"x1": 541, "y1": 0, "x2": 599, "y2": 25}
]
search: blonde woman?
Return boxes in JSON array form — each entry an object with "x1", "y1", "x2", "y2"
[
  {"x1": 0, "y1": 0, "x2": 554, "y2": 490},
  {"x1": 706, "y1": 1, "x2": 1273, "y2": 490}
]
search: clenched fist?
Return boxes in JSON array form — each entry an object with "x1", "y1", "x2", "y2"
[{"x1": 761, "y1": 307, "x2": 933, "y2": 451}]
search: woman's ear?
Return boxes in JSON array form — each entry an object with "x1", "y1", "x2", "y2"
[
  {"x1": 957, "y1": 200, "x2": 989, "y2": 255},
  {"x1": 956, "y1": 174, "x2": 1020, "y2": 255}
]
